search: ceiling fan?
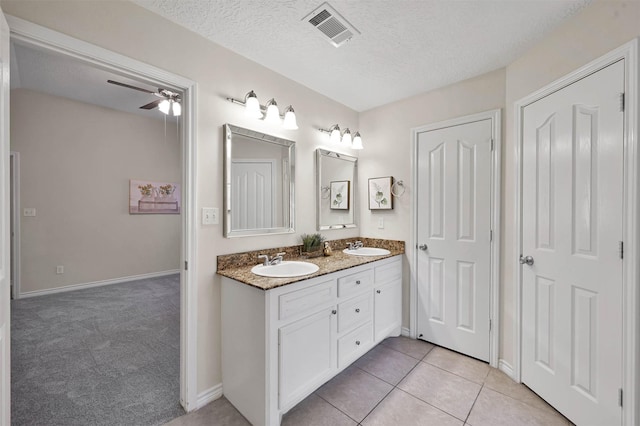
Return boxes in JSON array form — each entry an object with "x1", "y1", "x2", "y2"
[{"x1": 107, "y1": 79, "x2": 182, "y2": 116}]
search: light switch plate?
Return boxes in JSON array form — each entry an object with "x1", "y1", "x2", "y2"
[
  {"x1": 23, "y1": 208, "x2": 36, "y2": 217},
  {"x1": 378, "y1": 217, "x2": 384, "y2": 229},
  {"x1": 202, "y1": 207, "x2": 219, "y2": 225}
]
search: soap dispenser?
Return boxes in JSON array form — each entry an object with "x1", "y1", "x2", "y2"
[{"x1": 323, "y1": 241, "x2": 332, "y2": 256}]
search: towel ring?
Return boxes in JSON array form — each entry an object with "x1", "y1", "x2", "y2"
[
  {"x1": 391, "y1": 180, "x2": 406, "y2": 197},
  {"x1": 321, "y1": 186, "x2": 331, "y2": 199}
]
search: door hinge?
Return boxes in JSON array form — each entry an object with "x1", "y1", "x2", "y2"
[
  {"x1": 619, "y1": 388, "x2": 623, "y2": 407},
  {"x1": 490, "y1": 230, "x2": 493, "y2": 242},
  {"x1": 620, "y1": 93, "x2": 625, "y2": 112},
  {"x1": 619, "y1": 241, "x2": 624, "y2": 260},
  {"x1": 490, "y1": 139, "x2": 495, "y2": 151},
  {"x1": 184, "y1": 261, "x2": 188, "y2": 270},
  {"x1": 489, "y1": 319, "x2": 492, "y2": 331}
]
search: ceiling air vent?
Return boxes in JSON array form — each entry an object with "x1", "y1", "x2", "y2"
[{"x1": 303, "y1": 2, "x2": 360, "y2": 48}]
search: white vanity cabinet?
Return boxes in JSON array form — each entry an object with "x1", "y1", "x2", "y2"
[{"x1": 221, "y1": 255, "x2": 402, "y2": 426}]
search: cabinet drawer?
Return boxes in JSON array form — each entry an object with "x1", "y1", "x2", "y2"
[
  {"x1": 279, "y1": 280, "x2": 336, "y2": 321},
  {"x1": 375, "y1": 260, "x2": 402, "y2": 284},
  {"x1": 338, "y1": 269, "x2": 373, "y2": 298},
  {"x1": 338, "y1": 322, "x2": 373, "y2": 368},
  {"x1": 338, "y1": 293, "x2": 372, "y2": 333}
]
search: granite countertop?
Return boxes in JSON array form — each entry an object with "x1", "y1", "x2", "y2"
[{"x1": 217, "y1": 238, "x2": 404, "y2": 291}]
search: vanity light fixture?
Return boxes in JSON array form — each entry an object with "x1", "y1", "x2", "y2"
[
  {"x1": 283, "y1": 106, "x2": 298, "y2": 130},
  {"x1": 319, "y1": 125, "x2": 364, "y2": 149},
  {"x1": 226, "y1": 91, "x2": 298, "y2": 130}
]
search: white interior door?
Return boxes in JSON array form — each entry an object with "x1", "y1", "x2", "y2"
[
  {"x1": 521, "y1": 60, "x2": 624, "y2": 426},
  {"x1": 231, "y1": 160, "x2": 275, "y2": 230},
  {"x1": 416, "y1": 119, "x2": 492, "y2": 362},
  {"x1": 0, "y1": 6, "x2": 10, "y2": 424}
]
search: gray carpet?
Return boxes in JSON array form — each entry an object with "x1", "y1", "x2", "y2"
[{"x1": 11, "y1": 274, "x2": 185, "y2": 426}]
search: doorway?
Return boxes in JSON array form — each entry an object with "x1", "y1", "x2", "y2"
[
  {"x1": 7, "y1": 15, "x2": 199, "y2": 415},
  {"x1": 9, "y1": 152, "x2": 19, "y2": 300},
  {"x1": 412, "y1": 109, "x2": 501, "y2": 366}
]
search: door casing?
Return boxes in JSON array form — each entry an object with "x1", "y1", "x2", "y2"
[
  {"x1": 6, "y1": 15, "x2": 201, "y2": 411},
  {"x1": 410, "y1": 109, "x2": 502, "y2": 368},
  {"x1": 514, "y1": 39, "x2": 639, "y2": 425}
]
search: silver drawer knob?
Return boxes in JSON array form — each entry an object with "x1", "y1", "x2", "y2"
[
  {"x1": 356, "y1": 280, "x2": 361, "y2": 285},
  {"x1": 355, "y1": 340, "x2": 360, "y2": 345},
  {"x1": 355, "y1": 308, "x2": 360, "y2": 313},
  {"x1": 331, "y1": 309, "x2": 337, "y2": 315},
  {"x1": 376, "y1": 290, "x2": 381, "y2": 294}
]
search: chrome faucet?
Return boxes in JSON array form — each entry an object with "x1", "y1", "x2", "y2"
[
  {"x1": 347, "y1": 241, "x2": 364, "y2": 250},
  {"x1": 258, "y1": 252, "x2": 286, "y2": 266}
]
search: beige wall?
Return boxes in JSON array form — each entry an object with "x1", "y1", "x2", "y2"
[
  {"x1": 1, "y1": 0, "x2": 360, "y2": 394},
  {"x1": 4, "y1": 0, "x2": 639, "y2": 398},
  {"x1": 11, "y1": 89, "x2": 181, "y2": 294}
]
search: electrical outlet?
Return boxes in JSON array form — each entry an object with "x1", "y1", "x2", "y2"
[
  {"x1": 23, "y1": 208, "x2": 36, "y2": 217},
  {"x1": 378, "y1": 217, "x2": 384, "y2": 229},
  {"x1": 56, "y1": 265, "x2": 64, "y2": 274},
  {"x1": 202, "y1": 207, "x2": 219, "y2": 225}
]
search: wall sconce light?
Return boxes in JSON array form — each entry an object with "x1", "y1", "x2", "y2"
[
  {"x1": 226, "y1": 90, "x2": 298, "y2": 130},
  {"x1": 319, "y1": 124, "x2": 364, "y2": 150}
]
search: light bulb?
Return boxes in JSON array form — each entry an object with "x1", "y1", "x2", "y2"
[
  {"x1": 172, "y1": 101, "x2": 182, "y2": 116},
  {"x1": 283, "y1": 105, "x2": 298, "y2": 130},
  {"x1": 341, "y1": 128, "x2": 352, "y2": 146},
  {"x1": 352, "y1": 132, "x2": 363, "y2": 149},
  {"x1": 244, "y1": 90, "x2": 263, "y2": 119},
  {"x1": 264, "y1": 99, "x2": 281, "y2": 124},
  {"x1": 159, "y1": 99, "x2": 171, "y2": 115},
  {"x1": 329, "y1": 124, "x2": 341, "y2": 144}
]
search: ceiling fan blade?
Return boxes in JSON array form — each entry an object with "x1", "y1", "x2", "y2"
[
  {"x1": 107, "y1": 79, "x2": 156, "y2": 95},
  {"x1": 140, "y1": 99, "x2": 163, "y2": 110}
]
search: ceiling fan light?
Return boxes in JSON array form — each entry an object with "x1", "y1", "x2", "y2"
[
  {"x1": 159, "y1": 99, "x2": 171, "y2": 115},
  {"x1": 283, "y1": 105, "x2": 298, "y2": 130},
  {"x1": 352, "y1": 132, "x2": 363, "y2": 150},
  {"x1": 329, "y1": 124, "x2": 341, "y2": 144},
  {"x1": 244, "y1": 90, "x2": 263, "y2": 119},
  {"x1": 172, "y1": 101, "x2": 182, "y2": 116},
  {"x1": 264, "y1": 98, "x2": 281, "y2": 124},
  {"x1": 341, "y1": 128, "x2": 352, "y2": 146}
]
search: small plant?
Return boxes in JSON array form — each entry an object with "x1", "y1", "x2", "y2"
[{"x1": 301, "y1": 233, "x2": 325, "y2": 252}]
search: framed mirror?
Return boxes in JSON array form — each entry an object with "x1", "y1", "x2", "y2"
[
  {"x1": 224, "y1": 124, "x2": 295, "y2": 237},
  {"x1": 316, "y1": 149, "x2": 357, "y2": 230}
]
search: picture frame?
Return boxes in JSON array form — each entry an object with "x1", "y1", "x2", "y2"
[
  {"x1": 129, "y1": 179, "x2": 181, "y2": 214},
  {"x1": 330, "y1": 180, "x2": 350, "y2": 210},
  {"x1": 368, "y1": 176, "x2": 393, "y2": 210}
]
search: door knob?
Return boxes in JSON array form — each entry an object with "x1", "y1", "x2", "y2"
[
  {"x1": 519, "y1": 255, "x2": 534, "y2": 266},
  {"x1": 418, "y1": 244, "x2": 428, "y2": 251}
]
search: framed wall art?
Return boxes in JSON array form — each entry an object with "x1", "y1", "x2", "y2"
[
  {"x1": 129, "y1": 179, "x2": 181, "y2": 214},
  {"x1": 368, "y1": 176, "x2": 393, "y2": 210},
  {"x1": 330, "y1": 180, "x2": 350, "y2": 210}
]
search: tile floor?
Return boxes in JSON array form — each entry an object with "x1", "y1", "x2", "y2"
[{"x1": 166, "y1": 336, "x2": 571, "y2": 426}]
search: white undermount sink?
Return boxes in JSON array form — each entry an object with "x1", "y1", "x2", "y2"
[
  {"x1": 343, "y1": 247, "x2": 391, "y2": 256},
  {"x1": 251, "y1": 261, "x2": 320, "y2": 278}
]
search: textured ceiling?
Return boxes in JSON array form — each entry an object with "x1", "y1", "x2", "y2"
[
  {"x1": 10, "y1": 41, "x2": 181, "y2": 121},
  {"x1": 133, "y1": 0, "x2": 591, "y2": 112}
]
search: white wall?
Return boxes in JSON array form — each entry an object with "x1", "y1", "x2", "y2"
[
  {"x1": 0, "y1": 0, "x2": 360, "y2": 394},
  {"x1": 11, "y1": 88, "x2": 181, "y2": 294}
]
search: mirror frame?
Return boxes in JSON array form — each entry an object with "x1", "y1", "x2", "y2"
[
  {"x1": 224, "y1": 124, "x2": 295, "y2": 238},
  {"x1": 316, "y1": 148, "x2": 358, "y2": 230}
]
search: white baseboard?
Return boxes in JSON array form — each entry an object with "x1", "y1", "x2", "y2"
[
  {"x1": 18, "y1": 270, "x2": 180, "y2": 299},
  {"x1": 401, "y1": 327, "x2": 411, "y2": 337},
  {"x1": 197, "y1": 383, "x2": 223, "y2": 409},
  {"x1": 498, "y1": 359, "x2": 515, "y2": 380}
]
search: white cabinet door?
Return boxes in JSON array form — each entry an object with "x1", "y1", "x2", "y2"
[
  {"x1": 374, "y1": 279, "x2": 401, "y2": 342},
  {"x1": 521, "y1": 60, "x2": 624, "y2": 426},
  {"x1": 278, "y1": 307, "x2": 336, "y2": 410}
]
